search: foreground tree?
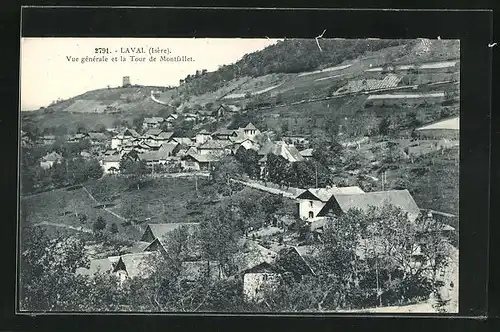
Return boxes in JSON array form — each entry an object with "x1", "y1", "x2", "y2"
[{"x1": 20, "y1": 227, "x2": 90, "y2": 311}]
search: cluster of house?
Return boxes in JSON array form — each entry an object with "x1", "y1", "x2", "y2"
[
  {"x1": 76, "y1": 183, "x2": 456, "y2": 303},
  {"x1": 76, "y1": 220, "x2": 317, "y2": 303},
  {"x1": 98, "y1": 121, "x2": 314, "y2": 175},
  {"x1": 295, "y1": 186, "x2": 456, "y2": 239}
]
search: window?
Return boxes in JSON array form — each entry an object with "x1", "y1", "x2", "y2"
[
  {"x1": 309, "y1": 200, "x2": 314, "y2": 208},
  {"x1": 309, "y1": 211, "x2": 314, "y2": 219}
]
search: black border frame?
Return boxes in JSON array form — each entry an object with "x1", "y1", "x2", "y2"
[{"x1": 2, "y1": 5, "x2": 494, "y2": 331}]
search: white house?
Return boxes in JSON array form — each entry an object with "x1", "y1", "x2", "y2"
[
  {"x1": 100, "y1": 155, "x2": 121, "y2": 174},
  {"x1": 296, "y1": 187, "x2": 365, "y2": 221},
  {"x1": 40, "y1": 151, "x2": 63, "y2": 169}
]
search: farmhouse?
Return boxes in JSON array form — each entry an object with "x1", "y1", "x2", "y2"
[
  {"x1": 181, "y1": 153, "x2": 219, "y2": 171},
  {"x1": 138, "y1": 143, "x2": 180, "y2": 168},
  {"x1": 415, "y1": 116, "x2": 459, "y2": 140},
  {"x1": 111, "y1": 128, "x2": 140, "y2": 150},
  {"x1": 198, "y1": 139, "x2": 233, "y2": 156},
  {"x1": 141, "y1": 223, "x2": 200, "y2": 243},
  {"x1": 40, "y1": 151, "x2": 63, "y2": 169},
  {"x1": 141, "y1": 223, "x2": 200, "y2": 258},
  {"x1": 111, "y1": 252, "x2": 160, "y2": 281},
  {"x1": 316, "y1": 189, "x2": 421, "y2": 222},
  {"x1": 296, "y1": 187, "x2": 365, "y2": 221},
  {"x1": 258, "y1": 141, "x2": 304, "y2": 163},
  {"x1": 100, "y1": 154, "x2": 121, "y2": 174},
  {"x1": 75, "y1": 256, "x2": 122, "y2": 278},
  {"x1": 142, "y1": 117, "x2": 165, "y2": 130},
  {"x1": 212, "y1": 128, "x2": 239, "y2": 140}
]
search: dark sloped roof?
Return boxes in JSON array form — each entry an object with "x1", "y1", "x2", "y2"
[
  {"x1": 185, "y1": 153, "x2": 220, "y2": 163},
  {"x1": 243, "y1": 122, "x2": 258, "y2": 130},
  {"x1": 113, "y1": 252, "x2": 159, "y2": 279},
  {"x1": 144, "y1": 128, "x2": 163, "y2": 136},
  {"x1": 297, "y1": 187, "x2": 365, "y2": 202},
  {"x1": 329, "y1": 189, "x2": 420, "y2": 217},
  {"x1": 87, "y1": 132, "x2": 107, "y2": 140},
  {"x1": 233, "y1": 240, "x2": 277, "y2": 274},
  {"x1": 199, "y1": 139, "x2": 232, "y2": 150},
  {"x1": 75, "y1": 256, "x2": 120, "y2": 276}
]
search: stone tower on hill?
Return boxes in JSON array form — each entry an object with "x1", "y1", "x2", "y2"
[{"x1": 123, "y1": 76, "x2": 131, "y2": 87}]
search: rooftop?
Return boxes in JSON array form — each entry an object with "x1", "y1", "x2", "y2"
[
  {"x1": 416, "y1": 116, "x2": 459, "y2": 131},
  {"x1": 297, "y1": 186, "x2": 365, "y2": 202}
]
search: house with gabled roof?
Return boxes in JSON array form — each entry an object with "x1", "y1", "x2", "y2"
[
  {"x1": 111, "y1": 251, "x2": 160, "y2": 282},
  {"x1": 76, "y1": 256, "x2": 122, "y2": 278},
  {"x1": 181, "y1": 153, "x2": 220, "y2": 171},
  {"x1": 296, "y1": 187, "x2": 365, "y2": 221},
  {"x1": 212, "y1": 128, "x2": 239, "y2": 140},
  {"x1": 100, "y1": 154, "x2": 121, "y2": 174},
  {"x1": 40, "y1": 151, "x2": 63, "y2": 169},
  {"x1": 111, "y1": 128, "x2": 141, "y2": 150},
  {"x1": 415, "y1": 116, "x2": 459, "y2": 140},
  {"x1": 141, "y1": 223, "x2": 200, "y2": 243},
  {"x1": 198, "y1": 139, "x2": 233, "y2": 156},
  {"x1": 141, "y1": 223, "x2": 200, "y2": 258},
  {"x1": 143, "y1": 117, "x2": 165, "y2": 130},
  {"x1": 138, "y1": 143, "x2": 180, "y2": 168},
  {"x1": 315, "y1": 189, "x2": 421, "y2": 222}
]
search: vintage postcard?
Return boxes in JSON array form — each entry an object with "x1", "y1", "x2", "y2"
[{"x1": 19, "y1": 37, "x2": 459, "y2": 313}]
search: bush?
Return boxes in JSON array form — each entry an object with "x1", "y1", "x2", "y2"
[
  {"x1": 110, "y1": 222, "x2": 119, "y2": 234},
  {"x1": 93, "y1": 216, "x2": 106, "y2": 233}
]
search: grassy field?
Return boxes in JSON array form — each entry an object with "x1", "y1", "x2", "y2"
[{"x1": 21, "y1": 185, "x2": 140, "y2": 239}]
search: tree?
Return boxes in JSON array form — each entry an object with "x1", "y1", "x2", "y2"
[
  {"x1": 110, "y1": 222, "x2": 119, "y2": 234},
  {"x1": 378, "y1": 116, "x2": 391, "y2": 136},
  {"x1": 20, "y1": 227, "x2": 90, "y2": 311},
  {"x1": 93, "y1": 216, "x2": 106, "y2": 234},
  {"x1": 132, "y1": 116, "x2": 144, "y2": 132},
  {"x1": 198, "y1": 205, "x2": 240, "y2": 276},
  {"x1": 210, "y1": 156, "x2": 243, "y2": 187},
  {"x1": 120, "y1": 159, "x2": 149, "y2": 190},
  {"x1": 266, "y1": 153, "x2": 290, "y2": 186},
  {"x1": 234, "y1": 147, "x2": 260, "y2": 179}
]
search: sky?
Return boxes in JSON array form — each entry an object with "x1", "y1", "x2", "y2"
[{"x1": 20, "y1": 38, "x2": 280, "y2": 111}]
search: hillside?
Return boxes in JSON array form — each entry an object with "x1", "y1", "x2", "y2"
[
  {"x1": 22, "y1": 38, "x2": 459, "y2": 137},
  {"x1": 22, "y1": 85, "x2": 175, "y2": 133}
]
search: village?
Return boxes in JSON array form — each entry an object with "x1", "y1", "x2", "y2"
[{"x1": 20, "y1": 38, "x2": 460, "y2": 312}]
